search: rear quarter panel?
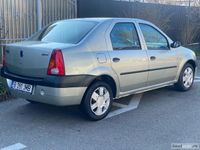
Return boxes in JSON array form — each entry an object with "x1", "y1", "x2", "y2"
[{"x1": 61, "y1": 20, "x2": 121, "y2": 97}]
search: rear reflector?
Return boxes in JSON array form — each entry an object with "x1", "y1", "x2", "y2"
[{"x1": 47, "y1": 49, "x2": 65, "y2": 75}]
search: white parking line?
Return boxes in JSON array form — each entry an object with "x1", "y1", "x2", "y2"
[
  {"x1": 194, "y1": 76, "x2": 200, "y2": 83},
  {"x1": 106, "y1": 94, "x2": 143, "y2": 119},
  {"x1": 112, "y1": 102, "x2": 127, "y2": 108},
  {"x1": 0, "y1": 143, "x2": 27, "y2": 150},
  {"x1": 194, "y1": 80, "x2": 200, "y2": 83},
  {"x1": 195, "y1": 76, "x2": 200, "y2": 79}
]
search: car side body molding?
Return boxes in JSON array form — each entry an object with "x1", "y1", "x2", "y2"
[{"x1": 120, "y1": 66, "x2": 177, "y2": 75}]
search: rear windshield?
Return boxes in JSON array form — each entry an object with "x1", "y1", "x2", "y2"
[{"x1": 29, "y1": 20, "x2": 98, "y2": 44}]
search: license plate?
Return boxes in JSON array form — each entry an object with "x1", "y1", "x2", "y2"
[{"x1": 11, "y1": 81, "x2": 33, "y2": 93}]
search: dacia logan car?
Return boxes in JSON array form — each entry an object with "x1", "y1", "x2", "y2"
[{"x1": 1, "y1": 18, "x2": 197, "y2": 120}]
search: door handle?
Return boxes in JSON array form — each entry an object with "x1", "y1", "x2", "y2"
[
  {"x1": 150, "y1": 56, "x2": 156, "y2": 61},
  {"x1": 112, "y1": 57, "x2": 120, "y2": 62}
]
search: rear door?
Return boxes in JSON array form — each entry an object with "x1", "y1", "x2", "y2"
[
  {"x1": 107, "y1": 21, "x2": 149, "y2": 94},
  {"x1": 139, "y1": 23, "x2": 178, "y2": 86}
]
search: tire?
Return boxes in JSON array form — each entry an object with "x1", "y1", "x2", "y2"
[
  {"x1": 174, "y1": 63, "x2": 194, "y2": 91},
  {"x1": 81, "y1": 81, "x2": 113, "y2": 121}
]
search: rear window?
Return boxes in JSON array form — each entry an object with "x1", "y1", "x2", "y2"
[{"x1": 30, "y1": 20, "x2": 98, "y2": 44}]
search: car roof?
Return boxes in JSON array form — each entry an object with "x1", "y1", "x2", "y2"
[{"x1": 64, "y1": 17, "x2": 151, "y2": 24}]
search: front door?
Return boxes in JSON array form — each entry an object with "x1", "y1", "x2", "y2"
[{"x1": 139, "y1": 23, "x2": 178, "y2": 86}]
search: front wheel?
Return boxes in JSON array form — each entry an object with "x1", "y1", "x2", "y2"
[
  {"x1": 175, "y1": 63, "x2": 194, "y2": 91},
  {"x1": 81, "y1": 81, "x2": 113, "y2": 121}
]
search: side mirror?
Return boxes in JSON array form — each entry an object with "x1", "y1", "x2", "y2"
[{"x1": 171, "y1": 41, "x2": 181, "y2": 48}]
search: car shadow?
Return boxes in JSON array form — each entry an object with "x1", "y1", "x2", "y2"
[
  {"x1": 11, "y1": 100, "x2": 91, "y2": 127},
  {"x1": 9, "y1": 84, "x2": 199, "y2": 125},
  {"x1": 8, "y1": 86, "x2": 172, "y2": 123}
]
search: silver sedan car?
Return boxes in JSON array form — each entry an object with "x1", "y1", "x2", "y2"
[{"x1": 1, "y1": 18, "x2": 197, "y2": 120}]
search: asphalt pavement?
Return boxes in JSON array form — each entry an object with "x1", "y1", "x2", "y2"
[{"x1": 0, "y1": 72, "x2": 200, "y2": 150}]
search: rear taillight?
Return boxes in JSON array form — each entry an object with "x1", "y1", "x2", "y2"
[
  {"x1": 2, "y1": 46, "x2": 6, "y2": 66},
  {"x1": 47, "y1": 49, "x2": 65, "y2": 75}
]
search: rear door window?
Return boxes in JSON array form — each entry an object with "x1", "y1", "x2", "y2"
[{"x1": 110, "y1": 23, "x2": 141, "y2": 50}]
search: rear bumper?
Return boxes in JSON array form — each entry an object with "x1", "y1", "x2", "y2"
[
  {"x1": 7, "y1": 81, "x2": 87, "y2": 106},
  {"x1": 1, "y1": 67, "x2": 95, "y2": 106}
]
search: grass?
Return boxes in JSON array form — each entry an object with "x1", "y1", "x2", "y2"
[
  {"x1": 186, "y1": 44, "x2": 200, "y2": 57},
  {"x1": 191, "y1": 49, "x2": 200, "y2": 57},
  {"x1": 0, "y1": 76, "x2": 10, "y2": 101},
  {"x1": 194, "y1": 50, "x2": 200, "y2": 57}
]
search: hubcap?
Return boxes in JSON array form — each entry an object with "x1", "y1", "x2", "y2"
[
  {"x1": 183, "y1": 67, "x2": 194, "y2": 89},
  {"x1": 90, "y1": 87, "x2": 110, "y2": 116}
]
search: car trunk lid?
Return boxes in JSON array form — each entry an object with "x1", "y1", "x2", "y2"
[{"x1": 5, "y1": 41, "x2": 73, "y2": 78}]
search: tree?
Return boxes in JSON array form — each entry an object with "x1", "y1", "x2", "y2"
[
  {"x1": 183, "y1": 2, "x2": 200, "y2": 44},
  {"x1": 120, "y1": 1, "x2": 174, "y2": 39}
]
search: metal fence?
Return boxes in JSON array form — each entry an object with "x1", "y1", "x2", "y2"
[
  {"x1": 0, "y1": 0, "x2": 77, "y2": 62},
  {"x1": 116, "y1": 0, "x2": 198, "y2": 7}
]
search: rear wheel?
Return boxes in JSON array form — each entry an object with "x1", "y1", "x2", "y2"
[
  {"x1": 175, "y1": 63, "x2": 194, "y2": 91},
  {"x1": 81, "y1": 81, "x2": 113, "y2": 121}
]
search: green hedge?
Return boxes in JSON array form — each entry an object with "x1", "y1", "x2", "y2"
[
  {"x1": 0, "y1": 77, "x2": 9, "y2": 101},
  {"x1": 186, "y1": 44, "x2": 200, "y2": 56}
]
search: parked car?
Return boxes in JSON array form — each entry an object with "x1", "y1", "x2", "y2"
[{"x1": 1, "y1": 18, "x2": 197, "y2": 120}]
